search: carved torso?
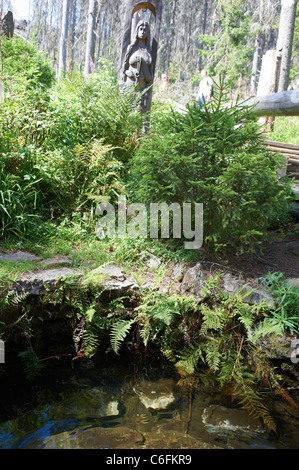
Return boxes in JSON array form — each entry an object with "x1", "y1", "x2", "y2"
[{"x1": 125, "y1": 44, "x2": 153, "y2": 90}]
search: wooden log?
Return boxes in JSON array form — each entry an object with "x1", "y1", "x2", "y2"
[
  {"x1": 245, "y1": 89, "x2": 299, "y2": 116},
  {"x1": 262, "y1": 140, "x2": 299, "y2": 151}
]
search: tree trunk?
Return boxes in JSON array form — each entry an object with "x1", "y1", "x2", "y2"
[
  {"x1": 197, "y1": 0, "x2": 208, "y2": 71},
  {"x1": 165, "y1": 0, "x2": 178, "y2": 75},
  {"x1": 276, "y1": 0, "x2": 298, "y2": 92},
  {"x1": 69, "y1": 0, "x2": 77, "y2": 71},
  {"x1": 58, "y1": 0, "x2": 70, "y2": 76},
  {"x1": 84, "y1": 0, "x2": 97, "y2": 76},
  {"x1": 250, "y1": 39, "x2": 261, "y2": 96}
]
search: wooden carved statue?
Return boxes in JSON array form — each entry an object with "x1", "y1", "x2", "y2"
[
  {"x1": 119, "y1": 0, "x2": 162, "y2": 114},
  {"x1": 121, "y1": 20, "x2": 153, "y2": 113},
  {"x1": 0, "y1": 11, "x2": 14, "y2": 38}
]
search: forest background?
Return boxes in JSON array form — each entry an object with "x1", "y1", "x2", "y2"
[{"x1": 2, "y1": 0, "x2": 299, "y2": 101}]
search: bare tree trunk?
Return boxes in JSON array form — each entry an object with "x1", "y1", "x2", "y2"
[
  {"x1": 165, "y1": 0, "x2": 178, "y2": 75},
  {"x1": 197, "y1": 0, "x2": 208, "y2": 71},
  {"x1": 250, "y1": 41, "x2": 261, "y2": 95},
  {"x1": 58, "y1": 0, "x2": 70, "y2": 76},
  {"x1": 276, "y1": 0, "x2": 298, "y2": 92},
  {"x1": 84, "y1": 0, "x2": 97, "y2": 76}
]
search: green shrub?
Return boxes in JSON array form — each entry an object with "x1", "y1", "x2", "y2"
[
  {"x1": 0, "y1": 36, "x2": 54, "y2": 89},
  {"x1": 128, "y1": 82, "x2": 293, "y2": 251}
]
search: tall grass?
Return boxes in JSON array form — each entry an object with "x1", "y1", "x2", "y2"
[{"x1": 270, "y1": 116, "x2": 299, "y2": 145}]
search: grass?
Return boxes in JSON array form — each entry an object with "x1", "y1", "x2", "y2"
[
  {"x1": 0, "y1": 218, "x2": 200, "y2": 284},
  {"x1": 269, "y1": 116, "x2": 299, "y2": 145}
]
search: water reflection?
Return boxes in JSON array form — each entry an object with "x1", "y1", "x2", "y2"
[{"x1": 0, "y1": 354, "x2": 298, "y2": 449}]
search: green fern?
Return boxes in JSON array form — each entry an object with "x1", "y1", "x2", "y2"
[
  {"x1": 18, "y1": 347, "x2": 44, "y2": 382},
  {"x1": 231, "y1": 363, "x2": 277, "y2": 432},
  {"x1": 110, "y1": 318, "x2": 135, "y2": 354}
]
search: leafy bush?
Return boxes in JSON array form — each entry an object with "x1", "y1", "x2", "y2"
[
  {"x1": 128, "y1": 82, "x2": 293, "y2": 251},
  {"x1": 0, "y1": 52, "x2": 145, "y2": 232},
  {"x1": 0, "y1": 36, "x2": 54, "y2": 89}
]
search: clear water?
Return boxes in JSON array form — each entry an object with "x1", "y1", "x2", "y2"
[{"x1": 0, "y1": 353, "x2": 298, "y2": 449}]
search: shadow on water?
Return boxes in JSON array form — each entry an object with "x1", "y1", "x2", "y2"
[{"x1": 0, "y1": 350, "x2": 299, "y2": 449}]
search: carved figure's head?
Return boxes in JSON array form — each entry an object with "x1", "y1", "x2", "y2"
[{"x1": 134, "y1": 20, "x2": 151, "y2": 47}]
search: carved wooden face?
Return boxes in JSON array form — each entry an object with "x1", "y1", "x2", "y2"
[{"x1": 137, "y1": 22, "x2": 150, "y2": 41}]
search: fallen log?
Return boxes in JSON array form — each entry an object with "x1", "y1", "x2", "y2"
[{"x1": 244, "y1": 89, "x2": 299, "y2": 116}]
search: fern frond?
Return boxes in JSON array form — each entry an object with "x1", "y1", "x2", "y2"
[
  {"x1": 110, "y1": 318, "x2": 135, "y2": 354},
  {"x1": 231, "y1": 362, "x2": 277, "y2": 432},
  {"x1": 161, "y1": 347, "x2": 177, "y2": 363}
]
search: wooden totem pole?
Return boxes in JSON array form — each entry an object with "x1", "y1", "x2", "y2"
[{"x1": 119, "y1": 0, "x2": 162, "y2": 115}]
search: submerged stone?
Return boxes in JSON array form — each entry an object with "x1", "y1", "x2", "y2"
[
  {"x1": 41, "y1": 426, "x2": 144, "y2": 449},
  {"x1": 141, "y1": 430, "x2": 223, "y2": 449},
  {"x1": 202, "y1": 405, "x2": 266, "y2": 435},
  {"x1": 133, "y1": 378, "x2": 179, "y2": 410}
]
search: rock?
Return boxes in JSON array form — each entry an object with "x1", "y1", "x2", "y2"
[
  {"x1": 133, "y1": 378, "x2": 179, "y2": 410},
  {"x1": 202, "y1": 405, "x2": 266, "y2": 435},
  {"x1": 286, "y1": 278, "x2": 299, "y2": 290},
  {"x1": 99, "y1": 278, "x2": 138, "y2": 302},
  {"x1": 40, "y1": 426, "x2": 144, "y2": 449},
  {"x1": 96, "y1": 263, "x2": 125, "y2": 280},
  {"x1": 172, "y1": 263, "x2": 184, "y2": 282},
  {"x1": 13, "y1": 267, "x2": 83, "y2": 295},
  {"x1": 0, "y1": 251, "x2": 41, "y2": 262},
  {"x1": 222, "y1": 273, "x2": 245, "y2": 296},
  {"x1": 179, "y1": 263, "x2": 208, "y2": 299},
  {"x1": 146, "y1": 253, "x2": 162, "y2": 269},
  {"x1": 222, "y1": 274, "x2": 275, "y2": 307},
  {"x1": 38, "y1": 257, "x2": 72, "y2": 268},
  {"x1": 258, "y1": 332, "x2": 299, "y2": 361},
  {"x1": 245, "y1": 288, "x2": 275, "y2": 307}
]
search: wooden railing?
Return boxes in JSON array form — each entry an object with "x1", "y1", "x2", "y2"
[{"x1": 262, "y1": 140, "x2": 299, "y2": 181}]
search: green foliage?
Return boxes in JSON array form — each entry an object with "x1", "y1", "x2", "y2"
[
  {"x1": 135, "y1": 289, "x2": 199, "y2": 348},
  {"x1": 110, "y1": 318, "x2": 135, "y2": 354},
  {"x1": 129, "y1": 80, "x2": 293, "y2": 251},
  {"x1": 0, "y1": 53, "x2": 145, "y2": 235},
  {"x1": 0, "y1": 36, "x2": 54, "y2": 90},
  {"x1": 270, "y1": 116, "x2": 299, "y2": 145},
  {"x1": 0, "y1": 164, "x2": 41, "y2": 236},
  {"x1": 252, "y1": 272, "x2": 299, "y2": 338},
  {"x1": 18, "y1": 347, "x2": 44, "y2": 381},
  {"x1": 171, "y1": 275, "x2": 290, "y2": 432},
  {"x1": 197, "y1": 0, "x2": 254, "y2": 85}
]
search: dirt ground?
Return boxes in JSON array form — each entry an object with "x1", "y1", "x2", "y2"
[{"x1": 199, "y1": 226, "x2": 299, "y2": 280}]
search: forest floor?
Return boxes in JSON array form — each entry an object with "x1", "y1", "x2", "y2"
[{"x1": 198, "y1": 224, "x2": 299, "y2": 281}]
